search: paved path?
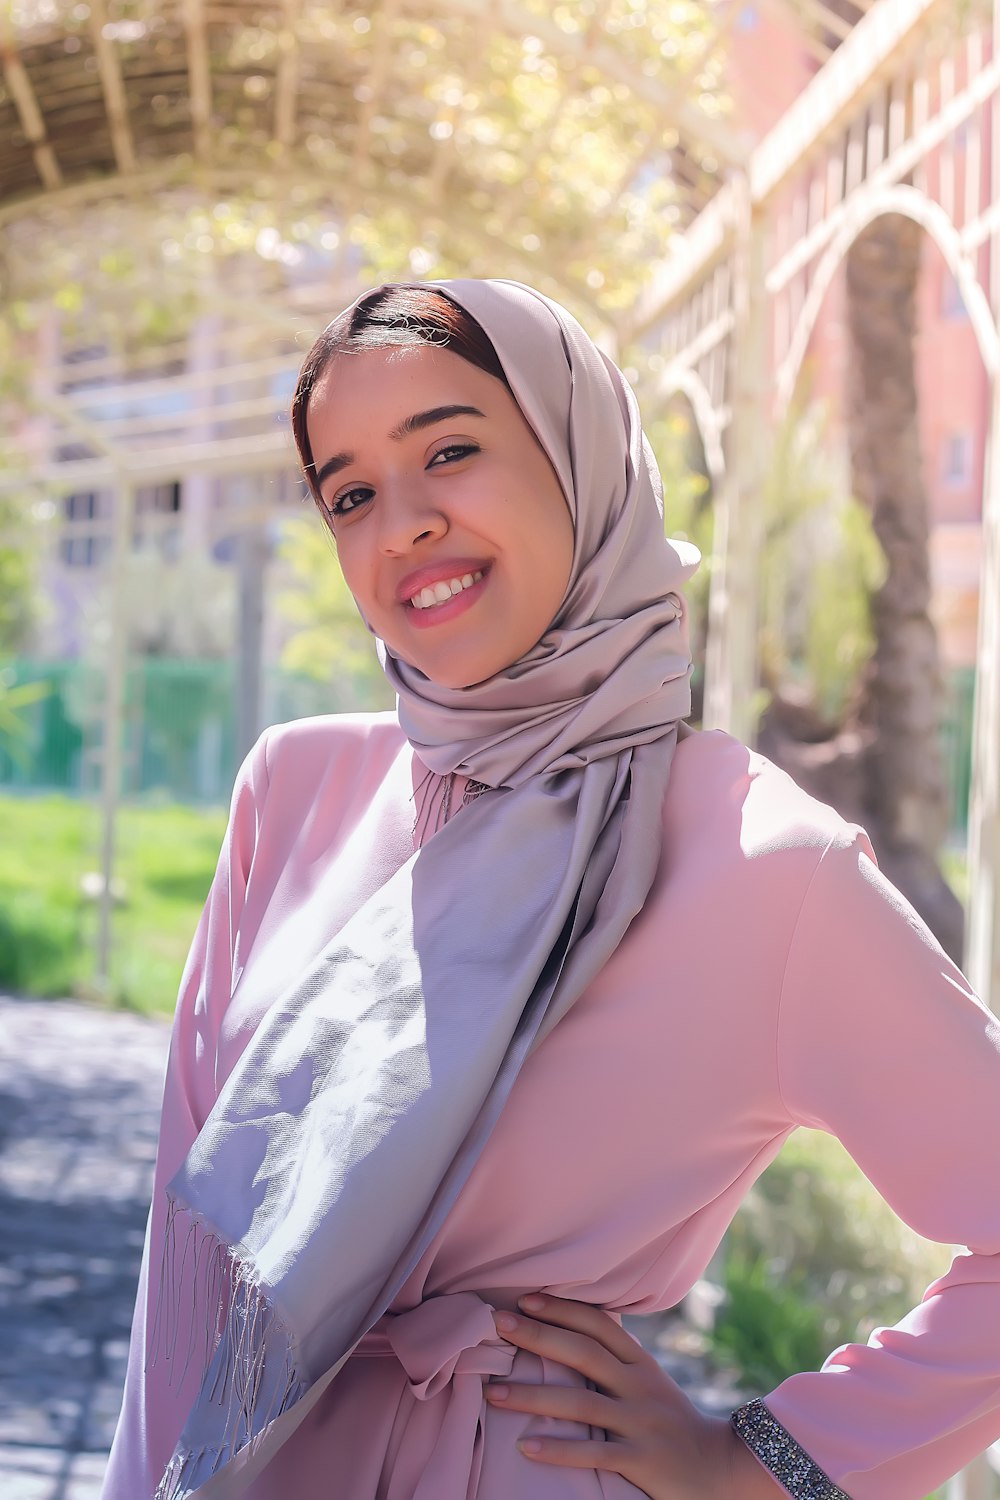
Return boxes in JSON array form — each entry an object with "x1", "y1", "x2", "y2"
[
  {"x1": 0, "y1": 994, "x2": 744, "y2": 1500},
  {"x1": 0, "y1": 996, "x2": 170, "y2": 1500}
]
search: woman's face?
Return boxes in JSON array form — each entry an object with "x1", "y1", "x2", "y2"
[{"x1": 306, "y1": 344, "x2": 575, "y2": 689}]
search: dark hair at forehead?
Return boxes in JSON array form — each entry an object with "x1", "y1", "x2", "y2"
[{"x1": 291, "y1": 284, "x2": 513, "y2": 503}]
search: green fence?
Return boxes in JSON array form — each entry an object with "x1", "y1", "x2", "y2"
[
  {"x1": 0, "y1": 658, "x2": 345, "y2": 805},
  {"x1": 939, "y1": 665, "x2": 976, "y2": 841},
  {"x1": 0, "y1": 657, "x2": 980, "y2": 833}
]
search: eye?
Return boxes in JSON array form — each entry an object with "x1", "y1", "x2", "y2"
[
  {"x1": 327, "y1": 483, "x2": 374, "y2": 518},
  {"x1": 428, "y1": 442, "x2": 479, "y2": 467}
]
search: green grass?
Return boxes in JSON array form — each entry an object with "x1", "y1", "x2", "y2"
[{"x1": 0, "y1": 793, "x2": 227, "y2": 1014}]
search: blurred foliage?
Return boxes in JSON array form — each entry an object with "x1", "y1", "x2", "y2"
[
  {"x1": 941, "y1": 845, "x2": 970, "y2": 908},
  {"x1": 1, "y1": 1, "x2": 733, "y2": 361},
  {"x1": 759, "y1": 387, "x2": 886, "y2": 721},
  {"x1": 711, "y1": 1129, "x2": 951, "y2": 1389},
  {"x1": 343, "y1": 0, "x2": 727, "y2": 314},
  {"x1": 647, "y1": 403, "x2": 713, "y2": 661},
  {"x1": 0, "y1": 667, "x2": 49, "y2": 767},
  {"x1": 803, "y1": 501, "x2": 886, "y2": 721},
  {"x1": 711, "y1": 1248, "x2": 828, "y2": 1392},
  {"x1": 0, "y1": 488, "x2": 41, "y2": 655},
  {"x1": 647, "y1": 380, "x2": 886, "y2": 727},
  {"x1": 276, "y1": 516, "x2": 394, "y2": 710},
  {"x1": 0, "y1": 468, "x2": 46, "y2": 765}
]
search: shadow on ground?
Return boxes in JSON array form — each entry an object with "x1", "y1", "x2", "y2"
[{"x1": 0, "y1": 996, "x2": 169, "y2": 1500}]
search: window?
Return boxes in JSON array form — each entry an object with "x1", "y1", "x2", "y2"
[
  {"x1": 60, "y1": 344, "x2": 110, "y2": 396},
  {"x1": 60, "y1": 490, "x2": 105, "y2": 567}
]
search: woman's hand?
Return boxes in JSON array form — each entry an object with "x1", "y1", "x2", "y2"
[{"x1": 485, "y1": 1294, "x2": 782, "y2": 1499}]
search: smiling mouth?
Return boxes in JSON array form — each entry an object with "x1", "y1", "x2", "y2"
[{"x1": 408, "y1": 570, "x2": 485, "y2": 610}]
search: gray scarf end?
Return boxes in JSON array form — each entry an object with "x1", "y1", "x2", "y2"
[
  {"x1": 154, "y1": 1446, "x2": 218, "y2": 1500},
  {"x1": 150, "y1": 1198, "x2": 307, "y2": 1498}
]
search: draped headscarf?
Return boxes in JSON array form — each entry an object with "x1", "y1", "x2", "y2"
[{"x1": 153, "y1": 278, "x2": 699, "y2": 1499}]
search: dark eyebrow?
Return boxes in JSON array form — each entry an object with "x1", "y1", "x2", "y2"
[
  {"x1": 313, "y1": 405, "x2": 487, "y2": 489},
  {"x1": 390, "y1": 404, "x2": 486, "y2": 439}
]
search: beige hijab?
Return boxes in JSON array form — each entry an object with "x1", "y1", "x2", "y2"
[{"x1": 154, "y1": 278, "x2": 698, "y2": 1498}]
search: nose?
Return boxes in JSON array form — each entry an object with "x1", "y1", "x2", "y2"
[{"x1": 376, "y1": 479, "x2": 447, "y2": 557}]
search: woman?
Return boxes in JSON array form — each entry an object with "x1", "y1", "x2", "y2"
[{"x1": 103, "y1": 279, "x2": 1000, "y2": 1500}]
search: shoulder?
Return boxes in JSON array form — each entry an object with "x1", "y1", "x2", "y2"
[
  {"x1": 233, "y1": 711, "x2": 407, "y2": 816},
  {"x1": 663, "y1": 728, "x2": 869, "y2": 897},
  {"x1": 262, "y1": 710, "x2": 406, "y2": 780}
]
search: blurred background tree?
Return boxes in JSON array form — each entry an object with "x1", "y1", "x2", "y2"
[
  {"x1": 277, "y1": 519, "x2": 393, "y2": 710},
  {"x1": 0, "y1": 471, "x2": 46, "y2": 764},
  {"x1": 0, "y1": 489, "x2": 40, "y2": 656},
  {"x1": 757, "y1": 217, "x2": 964, "y2": 960}
]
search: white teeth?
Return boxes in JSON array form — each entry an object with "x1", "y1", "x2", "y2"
[{"x1": 410, "y1": 570, "x2": 485, "y2": 610}]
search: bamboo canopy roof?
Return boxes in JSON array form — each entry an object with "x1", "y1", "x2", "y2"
[
  {"x1": 1, "y1": 0, "x2": 730, "y2": 245},
  {"x1": 1, "y1": 0, "x2": 876, "y2": 261}
]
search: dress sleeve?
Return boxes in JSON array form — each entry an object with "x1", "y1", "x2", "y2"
[
  {"x1": 731, "y1": 828, "x2": 1000, "y2": 1500},
  {"x1": 100, "y1": 730, "x2": 271, "y2": 1500}
]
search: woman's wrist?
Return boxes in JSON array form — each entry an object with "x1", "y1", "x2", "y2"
[
  {"x1": 722, "y1": 1416, "x2": 791, "y2": 1498},
  {"x1": 727, "y1": 1399, "x2": 852, "y2": 1499}
]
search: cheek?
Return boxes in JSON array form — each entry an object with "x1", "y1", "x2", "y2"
[
  {"x1": 332, "y1": 552, "x2": 383, "y2": 636},
  {"x1": 510, "y1": 460, "x2": 572, "y2": 566},
  {"x1": 545, "y1": 503, "x2": 575, "y2": 599},
  {"x1": 334, "y1": 537, "x2": 372, "y2": 598}
]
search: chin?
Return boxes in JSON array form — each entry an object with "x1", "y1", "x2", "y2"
[
  {"x1": 411, "y1": 656, "x2": 501, "y2": 691},
  {"x1": 390, "y1": 633, "x2": 514, "y2": 689},
  {"x1": 424, "y1": 669, "x2": 485, "y2": 691}
]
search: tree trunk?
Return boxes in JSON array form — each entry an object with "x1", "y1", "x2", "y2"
[
  {"x1": 759, "y1": 214, "x2": 964, "y2": 960},
  {"x1": 846, "y1": 214, "x2": 962, "y2": 958}
]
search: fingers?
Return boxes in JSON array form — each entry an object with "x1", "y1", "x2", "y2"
[
  {"x1": 514, "y1": 1295, "x2": 646, "y2": 1367},
  {"x1": 513, "y1": 1435, "x2": 635, "y2": 1471},
  {"x1": 484, "y1": 1379, "x2": 625, "y2": 1434},
  {"x1": 486, "y1": 1297, "x2": 721, "y2": 1489},
  {"x1": 492, "y1": 1310, "x2": 622, "y2": 1390},
  {"x1": 491, "y1": 1298, "x2": 648, "y2": 1395}
]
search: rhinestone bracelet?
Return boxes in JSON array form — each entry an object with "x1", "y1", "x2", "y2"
[{"x1": 731, "y1": 1399, "x2": 851, "y2": 1499}]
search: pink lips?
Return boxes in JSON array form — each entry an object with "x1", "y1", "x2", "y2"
[
  {"x1": 396, "y1": 558, "x2": 491, "y2": 604},
  {"x1": 405, "y1": 569, "x2": 489, "y2": 629}
]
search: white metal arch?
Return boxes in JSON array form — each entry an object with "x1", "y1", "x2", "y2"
[
  {"x1": 776, "y1": 182, "x2": 1000, "y2": 415},
  {"x1": 651, "y1": 366, "x2": 727, "y2": 489}
]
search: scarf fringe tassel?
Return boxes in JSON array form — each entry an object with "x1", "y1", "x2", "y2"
[{"x1": 149, "y1": 1200, "x2": 306, "y2": 1500}]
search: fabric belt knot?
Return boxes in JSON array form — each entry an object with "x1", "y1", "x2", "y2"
[
  {"x1": 354, "y1": 1292, "x2": 518, "y2": 1499},
  {"x1": 385, "y1": 1291, "x2": 517, "y2": 1398}
]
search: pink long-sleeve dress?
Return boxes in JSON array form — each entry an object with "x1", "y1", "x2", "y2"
[{"x1": 102, "y1": 713, "x2": 1000, "y2": 1500}]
